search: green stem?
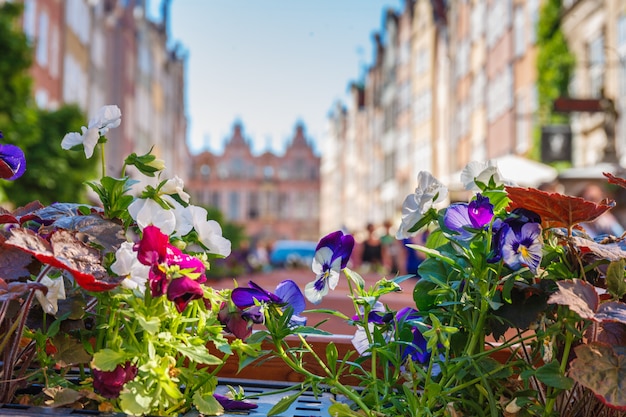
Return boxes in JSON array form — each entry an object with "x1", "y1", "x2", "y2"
[
  {"x1": 100, "y1": 142, "x2": 106, "y2": 178},
  {"x1": 543, "y1": 327, "x2": 574, "y2": 414}
]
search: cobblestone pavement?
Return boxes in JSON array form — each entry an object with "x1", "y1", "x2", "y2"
[{"x1": 211, "y1": 267, "x2": 417, "y2": 335}]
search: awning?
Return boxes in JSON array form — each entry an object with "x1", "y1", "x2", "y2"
[{"x1": 447, "y1": 154, "x2": 558, "y2": 190}]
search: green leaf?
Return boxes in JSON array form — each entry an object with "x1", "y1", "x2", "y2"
[
  {"x1": 175, "y1": 344, "x2": 224, "y2": 365},
  {"x1": 606, "y1": 259, "x2": 626, "y2": 299},
  {"x1": 344, "y1": 267, "x2": 364, "y2": 290},
  {"x1": 119, "y1": 380, "x2": 153, "y2": 416},
  {"x1": 193, "y1": 391, "x2": 223, "y2": 415},
  {"x1": 535, "y1": 360, "x2": 574, "y2": 390},
  {"x1": 326, "y1": 342, "x2": 338, "y2": 375},
  {"x1": 267, "y1": 391, "x2": 302, "y2": 416},
  {"x1": 291, "y1": 326, "x2": 333, "y2": 336},
  {"x1": 135, "y1": 314, "x2": 160, "y2": 335},
  {"x1": 304, "y1": 308, "x2": 351, "y2": 320},
  {"x1": 91, "y1": 348, "x2": 126, "y2": 371},
  {"x1": 413, "y1": 278, "x2": 438, "y2": 311},
  {"x1": 327, "y1": 402, "x2": 363, "y2": 416}
]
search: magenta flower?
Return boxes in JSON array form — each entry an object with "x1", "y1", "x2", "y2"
[
  {"x1": 135, "y1": 225, "x2": 206, "y2": 311},
  {"x1": 92, "y1": 361, "x2": 137, "y2": 399},
  {"x1": 0, "y1": 133, "x2": 26, "y2": 180},
  {"x1": 443, "y1": 194, "x2": 494, "y2": 240},
  {"x1": 213, "y1": 393, "x2": 258, "y2": 411}
]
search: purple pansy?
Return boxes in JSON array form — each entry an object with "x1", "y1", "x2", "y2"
[
  {"x1": 213, "y1": 393, "x2": 258, "y2": 411},
  {"x1": 443, "y1": 194, "x2": 494, "y2": 240},
  {"x1": 305, "y1": 231, "x2": 355, "y2": 304},
  {"x1": 225, "y1": 280, "x2": 306, "y2": 338},
  {"x1": 490, "y1": 208, "x2": 543, "y2": 273},
  {"x1": 0, "y1": 133, "x2": 26, "y2": 181},
  {"x1": 352, "y1": 305, "x2": 429, "y2": 364}
]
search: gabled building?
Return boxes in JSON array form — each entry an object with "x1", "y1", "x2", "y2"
[{"x1": 187, "y1": 122, "x2": 320, "y2": 243}]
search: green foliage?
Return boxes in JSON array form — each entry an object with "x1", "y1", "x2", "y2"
[
  {"x1": 536, "y1": 0, "x2": 575, "y2": 124},
  {"x1": 0, "y1": 4, "x2": 98, "y2": 206},
  {"x1": 5, "y1": 106, "x2": 99, "y2": 206}
]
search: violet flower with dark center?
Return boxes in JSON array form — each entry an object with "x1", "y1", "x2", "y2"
[
  {"x1": 490, "y1": 208, "x2": 543, "y2": 273},
  {"x1": 227, "y1": 280, "x2": 306, "y2": 333},
  {"x1": 305, "y1": 230, "x2": 355, "y2": 304}
]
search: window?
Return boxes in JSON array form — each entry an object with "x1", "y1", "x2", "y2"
[
  {"x1": 514, "y1": 6, "x2": 526, "y2": 57},
  {"x1": 263, "y1": 165, "x2": 274, "y2": 179},
  {"x1": 487, "y1": 66, "x2": 513, "y2": 122},
  {"x1": 528, "y1": 0, "x2": 539, "y2": 44},
  {"x1": 36, "y1": 12, "x2": 49, "y2": 66},
  {"x1": 248, "y1": 192, "x2": 259, "y2": 219},
  {"x1": 228, "y1": 191, "x2": 240, "y2": 221},
  {"x1": 470, "y1": 1, "x2": 486, "y2": 42},
  {"x1": 589, "y1": 34, "x2": 605, "y2": 97},
  {"x1": 487, "y1": 0, "x2": 512, "y2": 48},
  {"x1": 200, "y1": 164, "x2": 210, "y2": 178},
  {"x1": 23, "y1": 0, "x2": 36, "y2": 40}
]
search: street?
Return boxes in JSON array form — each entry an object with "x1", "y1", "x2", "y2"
[{"x1": 211, "y1": 267, "x2": 417, "y2": 336}]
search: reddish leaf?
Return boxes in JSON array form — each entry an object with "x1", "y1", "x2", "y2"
[
  {"x1": 40, "y1": 214, "x2": 125, "y2": 254},
  {"x1": 547, "y1": 279, "x2": 599, "y2": 320},
  {"x1": 595, "y1": 301, "x2": 626, "y2": 325},
  {"x1": 0, "y1": 238, "x2": 38, "y2": 281},
  {"x1": 569, "y1": 343, "x2": 626, "y2": 410},
  {"x1": 0, "y1": 201, "x2": 45, "y2": 225},
  {"x1": 594, "y1": 322, "x2": 626, "y2": 346},
  {"x1": 571, "y1": 236, "x2": 626, "y2": 261},
  {"x1": 506, "y1": 186, "x2": 614, "y2": 230},
  {"x1": 604, "y1": 172, "x2": 626, "y2": 189},
  {"x1": 4, "y1": 228, "x2": 121, "y2": 292}
]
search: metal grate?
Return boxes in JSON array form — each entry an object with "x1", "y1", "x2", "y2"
[{"x1": 0, "y1": 378, "x2": 337, "y2": 417}]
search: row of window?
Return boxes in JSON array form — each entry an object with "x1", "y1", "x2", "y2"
[
  {"x1": 195, "y1": 190, "x2": 318, "y2": 222},
  {"x1": 197, "y1": 162, "x2": 319, "y2": 181}
]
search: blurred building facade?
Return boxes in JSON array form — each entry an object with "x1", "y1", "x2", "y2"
[
  {"x1": 18, "y1": 0, "x2": 189, "y2": 180},
  {"x1": 321, "y1": 0, "x2": 626, "y2": 235},
  {"x1": 186, "y1": 123, "x2": 320, "y2": 243}
]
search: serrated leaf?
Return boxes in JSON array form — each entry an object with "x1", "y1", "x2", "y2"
[
  {"x1": 175, "y1": 344, "x2": 223, "y2": 365},
  {"x1": 506, "y1": 186, "x2": 614, "y2": 230},
  {"x1": 4, "y1": 228, "x2": 122, "y2": 291},
  {"x1": 267, "y1": 391, "x2": 302, "y2": 416},
  {"x1": 291, "y1": 326, "x2": 333, "y2": 336},
  {"x1": 569, "y1": 342, "x2": 626, "y2": 410},
  {"x1": 595, "y1": 301, "x2": 626, "y2": 325},
  {"x1": 547, "y1": 278, "x2": 599, "y2": 320},
  {"x1": 91, "y1": 348, "x2": 127, "y2": 371},
  {"x1": 326, "y1": 342, "x2": 338, "y2": 375},
  {"x1": 193, "y1": 392, "x2": 223, "y2": 415}
]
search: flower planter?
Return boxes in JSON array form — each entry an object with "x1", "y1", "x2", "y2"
[{"x1": 0, "y1": 378, "x2": 336, "y2": 417}]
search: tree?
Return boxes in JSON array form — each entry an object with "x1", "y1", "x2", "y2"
[
  {"x1": 536, "y1": 0, "x2": 575, "y2": 125},
  {"x1": 0, "y1": 2, "x2": 97, "y2": 206}
]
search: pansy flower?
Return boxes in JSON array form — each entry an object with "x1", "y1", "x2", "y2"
[
  {"x1": 213, "y1": 393, "x2": 258, "y2": 411},
  {"x1": 0, "y1": 133, "x2": 26, "y2": 180},
  {"x1": 461, "y1": 160, "x2": 511, "y2": 191},
  {"x1": 443, "y1": 194, "x2": 494, "y2": 240},
  {"x1": 352, "y1": 306, "x2": 429, "y2": 364},
  {"x1": 134, "y1": 225, "x2": 207, "y2": 312},
  {"x1": 61, "y1": 105, "x2": 122, "y2": 158},
  {"x1": 397, "y1": 171, "x2": 448, "y2": 239},
  {"x1": 492, "y1": 209, "x2": 543, "y2": 274},
  {"x1": 225, "y1": 280, "x2": 305, "y2": 338},
  {"x1": 304, "y1": 231, "x2": 355, "y2": 304},
  {"x1": 92, "y1": 361, "x2": 137, "y2": 399}
]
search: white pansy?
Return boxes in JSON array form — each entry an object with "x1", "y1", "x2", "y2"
[
  {"x1": 161, "y1": 176, "x2": 190, "y2": 203},
  {"x1": 128, "y1": 198, "x2": 176, "y2": 235},
  {"x1": 186, "y1": 205, "x2": 231, "y2": 257},
  {"x1": 111, "y1": 242, "x2": 149, "y2": 293},
  {"x1": 61, "y1": 105, "x2": 121, "y2": 159},
  {"x1": 396, "y1": 171, "x2": 448, "y2": 239},
  {"x1": 35, "y1": 275, "x2": 66, "y2": 315},
  {"x1": 163, "y1": 195, "x2": 194, "y2": 237},
  {"x1": 460, "y1": 160, "x2": 507, "y2": 191},
  {"x1": 89, "y1": 105, "x2": 122, "y2": 135}
]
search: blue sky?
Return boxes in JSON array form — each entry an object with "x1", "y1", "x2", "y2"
[{"x1": 148, "y1": 1, "x2": 402, "y2": 155}]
